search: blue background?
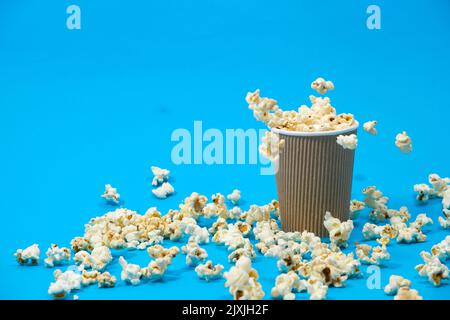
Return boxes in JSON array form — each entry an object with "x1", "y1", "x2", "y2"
[{"x1": 0, "y1": 0, "x2": 449, "y2": 299}]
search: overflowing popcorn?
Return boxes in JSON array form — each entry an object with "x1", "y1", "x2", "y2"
[
  {"x1": 336, "y1": 134, "x2": 358, "y2": 150},
  {"x1": 224, "y1": 256, "x2": 264, "y2": 300},
  {"x1": 259, "y1": 131, "x2": 285, "y2": 162},
  {"x1": 311, "y1": 77, "x2": 334, "y2": 95},
  {"x1": 44, "y1": 244, "x2": 71, "y2": 267},
  {"x1": 227, "y1": 189, "x2": 241, "y2": 205},
  {"x1": 395, "y1": 131, "x2": 412, "y2": 154},
  {"x1": 195, "y1": 261, "x2": 224, "y2": 281},
  {"x1": 181, "y1": 239, "x2": 208, "y2": 267},
  {"x1": 15, "y1": 244, "x2": 40, "y2": 266},
  {"x1": 323, "y1": 212, "x2": 354, "y2": 248},
  {"x1": 415, "y1": 251, "x2": 449, "y2": 286},
  {"x1": 48, "y1": 269, "x2": 82, "y2": 299},
  {"x1": 101, "y1": 184, "x2": 120, "y2": 204},
  {"x1": 349, "y1": 199, "x2": 365, "y2": 220},
  {"x1": 363, "y1": 121, "x2": 378, "y2": 135},
  {"x1": 384, "y1": 275, "x2": 411, "y2": 295},
  {"x1": 152, "y1": 182, "x2": 174, "y2": 199},
  {"x1": 394, "y1": 287, "x2": 423, "y2": 300},
  {"x1": 151, "y1": 166, "x2": 170, "y2": 186}
]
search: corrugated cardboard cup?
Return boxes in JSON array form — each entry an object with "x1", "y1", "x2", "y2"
[{"x1": 272, "y1": 122, "x2": 358, "y2": 237}]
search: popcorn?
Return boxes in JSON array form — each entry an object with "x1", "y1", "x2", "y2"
[
  {"x1": 228, "y1": 241, "x2": 257, "y2": 263},
  {"x1": 209, "y1": 217, "x2": 229, "y2": 235},
  {"x1": 229, "y1": 207, "x2": 243, "y2": 220},
  {"x1": 362, "y1": 223, "x2": 398, "y2": 241},
  {"x1": 70, "y1": 237, "x2": 92, "y2": 253},
  {"x1": 323, "y1": 212, "x2": 354, "y2": 248},
  {"x1": 203, "y1": 193, "x2": 229, "y2": 219},
  {"x1": 394, "y1": 287, "x2": 423, "y2": 300},
  {"x1": 363, "y1": 186, "x2": 389, "y2": 222},
  {"x1": 151, "y1": 166, "x2": 170, "y2": 186},
  {"x1": 305, "y1": 278, "x2": 328, "y2": 300},
  {"x1": 391, "y1": 218, "x2": 427, "y2": 244},
  {"x1": 227, "y1": 189, "x2": 241, "y2": 205},
  {"x1": 146, "y1": 258, "x2": 171, "y2": 281},
  {"x1": 147, "y1": 245, "x2": 179, "y2": 265},
  {"x1": 259, "y1": 131, "x2": 285, "y2": 162},
  {"x1": 15, "y1": 244, "x2": 40, "y2": 266},
  {"x1": 336, "y1": 134, "x2": 357, "y2": 150},
  {"x1": 181, "y1": 239, "x2": 208, "y2": 267},
  {"x1": 414, "y1": 173, "x2": 450, "y2": 202},
  {"x1": 415, "y1": 251, "x2": 449, "y2": 286},
  {"x1": 243, "y1": 201, "x2": 279, "y2": 225},
  {"x1": 180, "y1": 192, "x2": 208, "y2": 219},
  {"x1": 409, "y1": 213, "x2": 433, "y2": 230},
  {"x1": 271, "y1": 271, "x2": 304, "y2": 300},
  {"x1": 431, "y1": 236, "x2": 450, "y2": 261},
  {"x1": 119, "y1": 256, "x2": 145, "y2": 285},
  {"x1": 349, "y1": 199, "x2": 365, "y2": 220},
  {"x1": 224, "y1": 256, "x2": 264, "y2": 300},
  {"x1": 74, "y1": 246, "x2": 112, "y2": 271},
  {"x1": 101, "y1": 184, "x2": 120, "y2": 204},
  {"x1": 195, "y1": 261, "x2": 224, "y2": 281},
  {"x1": 355, "y1": 242, "x2": 390, "y2": 265},
  {"x1": 440, "y1": 189, "x2": 450, "y2": 229},
  {"x1": 44, "y1": 244, "x2": 71, "y2": 267},
  {"x1": 413, "y1": 184, "x2": 435, "y2": 202},
  {"x1": 97, "y1": 272, "x2": 117, "y2": 288},
  {"x1": 395, "y1": 131, "x2": 412, "y2": 153},
  {"x1": 81, "y1": 269, "x2": 100, "y2": 286},
  {"x1": 311, "y1": 77, "x2": 334, "y2": 95},
  {"x1": 384, "y1": 275, "x2": 411, "y2": 295},
  {"x1": 363, "y1": 121, "x2": 378, "y2": 135},
  {"x1": 152, "y1": 182, "x2": 174, "y2": 199},
  {"x1": 48, "y1": 269, "x2": 82, "y2": 299}
]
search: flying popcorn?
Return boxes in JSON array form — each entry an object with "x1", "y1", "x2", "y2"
[
  {"x1": 271, "y1": 271, "x2": 305, "y2": 300},
  {"x1": 97, "y1": 271, "x2": 117, "y2": 288},
  {"x1": 395, "y1": 131, "x2": 412, "y2": 153},
  {"x1": 101, "y1": 184, "x2": 120, "y2": 204},
  {"x1": 15, "y1": 244, "x2": 40, "y2": 266},
  {"x1": 152, "y1": 182, "x2": 174, "y2": 199},
  {"x1": 311, "y1": 77, "x2": 334, "y2": 95},
  {"x1": 336, "y1": 134, "x2": 358, "y2": 150},
  {"x1": 151, "y1": 166, "x2": 170, "y2": 186},
  {"x1": 195, "y1": 261, "x2": 224, "y2": 281},
  {"x1": 181, "y1": 239, "x2": 208, "y2": 267},
  {"x1": 323, "y1": 212, "x2": 354, "y2": 248},
  {"x1": 259, "y1": 131, "x2": 285, "y2": 162},
  {"x1": 363, "y1": 186, "x2": 389, "y2": 222},
  {"x1": 227, "y1": 189, "x2": 241, "y2": 205},
  {"x1": 224, "y1": 256, "x2": 265, "y2": 300},
  {"x1": 349, "y1": 199, "x2": 365, "y2": 220},
  {"x1": 415, "y1": 251, "x2": 449, "y2": 286},
  {"x1": 384, "y1": 275, "x2": 411, "y2": 295},
  {"x1": 44, "y1": 244, "x2": 71, "y2": 268},
  {"x1": 394, "y1": 287, "x2": 423, "y2": 300},
  {"x1": 48, "y1": 269, "x2": 82, "y2": 300},
  {"x1": 363, "y1": 121, "x2": 378, "y2": 135}
]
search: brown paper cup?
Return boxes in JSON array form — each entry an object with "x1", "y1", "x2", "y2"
[{"x1": 272, "y1": 124, "x2": 358, "y2": 237}]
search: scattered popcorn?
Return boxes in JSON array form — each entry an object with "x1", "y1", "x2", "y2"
[
  {"x1": 349, "y1": 199, "x2": 365, "y2": 220},
  {"x1": 395, "y1": 131, "x2": 412, "y2": 153},
  {"x1": 195, "y1": 261, "x2": 224, "y2": 281},
  {"x1": 74, "y1": 246, "x2": 113, "y2": 271},
  {"x1": 101, "y1": 184, "x2": 120, "y2": 204},
  {"x1": 151, "y1": 166, "x2": 170, "y2": 186},
  {"x1": 81, "y1": 269, "x2": 100, "y2": 286},
  {"x1": 414, "y1": 173, "x2": 450, "y2": 202},
  {"x1": 415, "y1": 251, "x2": 449, "y2": 286},
  {"x1": 70, "y1": 237, "x2": 92, "y2": 253},
  {"x1": 224, "y1": 256, "x2": 264, "y2": 300},
  {"x1": 271, "y1": 271, "x2": 304, "y2": 300},
  {"x1": 409, "y1": 213, "x2": 433, "y2": 230},
  {"x1": 394, "y1": 287, "x2": 423, "y2": 300},
  {"x1": 305, "y1": 278, "x2": 328, "y2": 300},
  {"x1": 203, "y1": 193, "x2": 229, "y2": 219},
  {"x1": 259, "y1": 131, "x2": 285, "y2": 162},
  {"x1": 323, "y1": 212, "x2": 354, "y2": 248},
  {"x1": 311, "y1": 77, "x2": 334, "y2": 95},
  {"x1": 44, "y1": 244, "x2": 71, "y2": 267},
  {"x1": 119, "y1": 256, "x2": 145, "y2": 285},
  {"x1": 227, "y1": 189, "x2": 241, "y2": 205},
  {"x1": 228, "y1": 241, "x2": 257, "y2": 263},
  {"x1": 48, "y1": 269, "x2": 82, "y2": 299},
  {"x1": 181, "y1": 239, "x2": 208, "y2": 267},
  {"x1": 413, "y1": 184, "x2": 435, "y2": 202},
  {"x1": 355, "y1": 242, "x2": 390, "y2": 265},
  {"x1": 15, "y1": 244, "x2": 40, "y2": 266},
  {"x1": 98, "y1": 271, "x2": 117, "y2": 288},
  {"x1": 431, "y1": 236, "x2": 450, "y2": 261},
  {"x1": 152, "y1": 182, "x2": 174, "y2": 199},
  {"x1": 384, "y1": 275, "x2": 411, "y2": 295},
  {"x1": 363, "y1": 186, "x2": 389, "y2": 222},
  {"x1": 363, "y1": 121, "x2": 378, "y2": 135},
  {"x1": 336, "y1": 134, "x2": 357, "y2": 150},
  {"x1": 391, "y1": 218, "x2": 427, "y2": 244},
  {"x1": 440, "y1": 189, "x2": 450, "y2": 229},
  {"x1": 362, "y1": 223, "x2": 398, "y2": 241},
  {"x1": 147, "y1": 245, "x2": 179, "y2": 264}
]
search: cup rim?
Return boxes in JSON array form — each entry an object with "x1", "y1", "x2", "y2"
[{"x1": 271, "y1": 121, "x2": 359, "y2": 137}]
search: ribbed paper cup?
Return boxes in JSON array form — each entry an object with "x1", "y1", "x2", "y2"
[{"x1": 272, "y1": 123, "x2": 358, "y2": 237}]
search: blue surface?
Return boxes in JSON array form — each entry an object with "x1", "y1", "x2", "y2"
[{"x1": 0, "y1": 0, "x2": 449, "y2": 299}]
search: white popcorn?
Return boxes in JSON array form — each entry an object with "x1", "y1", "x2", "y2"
[
  {"x1": 152, "y1": 182, "x2": 174, "y2": 199},
  {"x1": 259, "y1": 131, "x2": 285, "y2": 162},
  {"x1": 349, "y1": 199, "x2": 365, "y2": 220},
  {"x1": 74, "y1": 246, "x2": 112, "y2": 271},
  {"x1": 393, "y1": 220, "x2": 426, "y2": 244},
  {"x1": 147, "y1": 245, "x2": 179, "y2": 265},
  {"x1": 227, "y1": 189, "x2": 241, "y2": 205},
  {"x1": 363, "y1": 186, "x2": 389, "y2": 222},
  {"x1": 336, "y1": 134, "x2": 357, "y2": 150},
  {"x1": 151, "y1": 166, "x2": 170, "y2": 186},
  {"x1": 311, "y1": 77, "x2": 334, "y2": 95},
  {"x1": 15, "y1": 244, "x2": 40, "y2": 266},
  {"x1": 305, "y1": 278, "x2": 328, "y2": 300},
  {"x1": 44, "y1": 244, "x2": 71, "y2": 267},
  {"x1": 429, "y1": 174, "x2": 450, "y2": 197},
  {"x1": 202, "y1": 193, "x2": 230, "y2": 219},
  {"x1": 355, "y1": 242, "x2": 390, "y2": 265},
  {"x1": 101, "y1": 184, "x2": 120, "y2": 204},
  {"x1": 97, "y1": 271, "x2": 117, "y2": 288},
  {"x1": 409, "y1": 213, "x2": 433, "y2": 230},
  {"x1": 394, "y1": 287, "x2": 423, "y2": 300},
  {"x1": 440, "y1": 189, "x2": 450, "y2": 228},
  {"x1": 228, "y1": 241, "x2": 257, "y2": 263},
  {"x1": 229, "y1": 207, "x2": 243, "y2": 220},
  {"x1": 119, "y1": 256, "x2": 145, "y2": 285},
  {"x1": 431, "y1": 236, "x2": 450, "y2": 261},
  {"x1": 224, "y1": 256, "x2": 264, "y2": 300},
  {"x1": 146, "y1": 257, "x2": 170, "y2": 281},
  {"x1": 48, "y1": 269, "x2": 82, "y2": 299},
  {"x1": 323, "y1": 212, "x2": 354, "y2": 248},
  {"x1": 413, "y1": 183, "x2": 435, "y2": 202},
  {"x1": 181, "y1": 239, "x2": 208, "y2": 267},
  {"x1": 362, "y1": 223, "x2": 398, "y2": 241},
  {"x1": 195, "y1": 261, "x2": 224, "y2": 281},
  {"x1": 271, "y1": 271, "x2": 304, "y2": 300},
  {"x1": 384, "y1": 275, "x2": 411, "y2": 295},
  {"x1": 243, "y1": 201, "x2": 279, "y2": 225},
  {"x1": 70, "y1": 237, "x2": 92, "y2": 253},
  {"x1": 81, "y1": 269, "x2": 100, "y2": 286},
  {"x1": 363, "y1": 121, "x2": 378, "y2": 135},
  {"x1": 415, "y1": 251, "x2": 449, "y2": 286},
  {"x1": 395, "y1": 131, "x2": 412, "y2": 153}
]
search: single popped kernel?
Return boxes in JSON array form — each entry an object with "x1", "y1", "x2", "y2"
[
  {"x1": 349, "y1": 199, "x2": 365, "y2": 220},
  {"x1": 323, "y1": 212, "x2": 354, "y2": 248},
  {"x1": 152, "y1": 182, "x2": 174, "y2": 199},
  {"x1": 431, "y1": 236, "x2": 450, "y2": 261},
  {"x1": 355, "y1": 242, "x2": 390, "y2": 265},
  {"x1": 181, "y1": 239, "x2": 208, "y2": 267},
  {"x1": 395, "y1": 131, "x2": 412, "y2": 153},
  {"x1": 44, "y1": 244, "x2": 71, "y2": 268},
  {"x1": 118, "y1": 256, "x2": 145, "y2": 286},
  {"x1": 394, "y1": 287, "x2": 423, "y2": 300},
  {"x1": 311, "y1": 77, "x2": 334, "y2": 95},
  {"x1": 151, "y1": 166, "x2": 170, "y2": 186},
  {"x1": 384, "y1": 275, "x2": 411, "y2": 295},
  {"x1": 415, "y1": 251, "x2": 449, "y2": 286},
  {"x1": 271, "y1": 271, "x2": 305, "y2": 300},
  {"x1": 363, "y1": 121, "x2": 378, "y2": 135},
  {"x1": 97, "y1": 272, "x2": 117, "y2": 288},
  {"x1": 15, "y1": 244, "x2": 40, "y2": 266},
  {"x1": 73, "y1": 246, "x2": 113, "y2": 271},
  {"x1": 227, "y1": 189, "x2": 241, "y2": 205},
  {"x1": 101, "y1": 184, "x2": 120, "y2": 204},
  {"x1": 224, "y1": 256, "x2": 264, "y2": 300},
  {"x1": 259, "y1": 131, "x2": 285, "y2": 162},
  {"x1": 48, "y1": 269, "x2": 82, "y2": 300},
  {"x1": 336, "y1": 134, "x2": 357, "y2": 150},
  {"x1": 363, "y1": 186, "x2": 389, "y2": 222},
  {"x1": 81, "y1": 269, "x2": 100, "y2": 286},
  {"x1": 195, "y1": 261, "x2": 224, "y2": 281}
]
